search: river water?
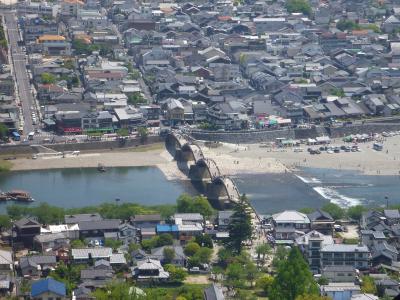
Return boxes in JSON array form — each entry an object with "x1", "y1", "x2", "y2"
[
  {"x1": 0, "y1": 166, "x2": 399, "y2": 215},
  {"x1": 0, "y1": 167, "x2": 197, "y2": 211}
]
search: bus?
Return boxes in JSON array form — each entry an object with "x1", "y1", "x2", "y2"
[{"x1": 11, "y1": 131, "x2": 20, "y2": 141}]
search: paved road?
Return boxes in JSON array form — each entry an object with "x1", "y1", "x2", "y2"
[{"x1": 2, "y1": 11, "x2": 35, "y2": 136}]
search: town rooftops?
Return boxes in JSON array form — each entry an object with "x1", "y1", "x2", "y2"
[
  {"x1": 321, "y1": 244, "x2": 369, "y2": 253},
  {"x1": 272, "y1": 210, "x2": 310, "y2": 224},
  {"x1": 204, "y1": 283, "x2": 225, "y2": 300},
  {"x1": 384, "y1": 209, "x2": 400, "y2": 219},
  {"x1": 322, "y1": 265, "x2": 355, "y2": 272},
  {"x1": 156, "y1": 224, "x2": 179, "y2": 233},
  {"x1": 31, "y1": 278, "x2": 66, "y2": 298},
  {"x1": 14, "y1": 217, "x2": 41, "y2": 229},
  {"x1": 37, "y1": 35, "x2": 66, "y2": 42},
  {"x1": 321, "y1": 282, "x2": 361, "y2": 292},
  {"x1": 132, "y1": 214, "x2": 162, "y2": 223},
  {"x1": 72, "y1": 248, "x2": 113, "y2": 260},
  {"x1": 308, "y1": 209, "x2": 334, "y2": 222},
  {"x1": 173, "y1": 213, "x2": 203, "y2": 222},
  {"x1": 63, "y1": 0, "x2": 84, "y2": 4},
  {"x1": 77, "y1": 219, "x2": 120, "y2": 231},
  {"x1": 0, "y1": 250, "x2": 12, "y2": 266}
]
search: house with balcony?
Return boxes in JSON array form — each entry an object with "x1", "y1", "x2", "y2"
[
  {"x1": 308, "y1": 210, "x2": 335, "y2": 236},
  {"x1": 296, "y1": 230, "x2": 334, "y2": 273},
  {"x1": 320, "y1": 244, "x2": 370, "y2": 270},
  {"x1": 271, "y1": 210, "x2": 310, "y2": 242},
  {"x1": 132, "y1": 258, "x2": 169, "y2": 282},
  {"x1": 36, "y1": 35, "x2": 71, "y2": 56},
  {"x1": 81, "y1": 111, "x2": 114, "y2": 134}
]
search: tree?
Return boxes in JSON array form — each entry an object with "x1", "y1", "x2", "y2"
[
  {"x1": 361, "y1": 276, "x2": 377, "y2": 294},
  {"x1": 184, "y1": 242, "x2": 201, "y2": 256},
  {"x1": 347, "y1": 205, "x2": 366, "y2": 221},
  {"x1": 255, "y1": 243, "x2": 271, "y2": 263},
  {"x1": 225, "y1": 262, "x2": 246, "y2": 289},
  {"x1": 194, "y1": 234, "x2": 213, "y2": 248},
  {"x1": 91, "y1": 281, "x2": 141, "y2": 299},
  {"x1": 336, "y1": 19, "x2": 358, "y2": 31},
  {"x1": 194, "y1": 247, "x2": 212, "y2": 264},
  {"x1": 317, "y1": 276, "x2": 329, "y2": 286},
  {"x1": 116, "y1": 128, "x2": 129, "y2": 137},
  {"x1": 321, "y1": 203, "x2": 344, "y2": 220},
  {"x1": 104, "y1": 239, "x2": 122, "y2": 251},
  {"x1": 176, "y1": 194, "x2": 214, "y2": 219},
  {"x1": 0, "y1": 123, "x2": 8, "y2": 139},
  {"x1": 70, "y1": 239, "x2": 85, "y2": 248},
  {"x1": 256, "y1": 274, "x2": 274, "y2": 296},
  {"x1": 128, "y1": 92, "x2": 146, "y2": 106},
  {"x1": 157, "y1": 233, "x2": 173, "y2": 247},
  {"x1": 286, "y1": 0, "x2": 311, "y2": 15},
  {"x1": 164, "y1": 264, "x2": 187, "y2": 283},
  {"x1": 269, "y1": 247, "x2": 319, "y2": 300},
  {"x1": 245, "y1": 261, "x2": 259, "y2": 287},
  {"x1": 163, "y1": 247, "x2": 175, "y2": 264},
  {"x1": 224, "y1": 195, "x2": 253, "y2": 254},
  {"x1": 0, "y1": 215, "x2": 11, "y2": 230},
  {"x1": 41, "y1": 72, "x2": 56, "y2": 84},
  {"x1": 137, "y1": 127, "x2": 148, "y2": 144},
  {"x1": 50, "y1": 262, "x2": 86, "y2": 295}
]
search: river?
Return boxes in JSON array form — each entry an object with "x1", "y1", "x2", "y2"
[
  {"x1": 0, "y1": 167, "x2": 197, "y2": 211},
  {"x1": 1, "y1": 166, "x2": 399, "y2": 215}
]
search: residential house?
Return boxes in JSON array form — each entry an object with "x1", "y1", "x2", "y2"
[
  {"x1": 81, "y1": 111, "x2": 114, "y2": 133},
  {"x1": 308, "y1": 210, "x2": 335, "y2": 235},
  {"x1": 36, "y1": 35, "x2": 71, "y2": 56},
  {"x1": 165, "y1": 99, "x2": 185, "y2": 125},
  {"x1": 320, "y1": 244, "x2": 370, "y2": 270},
  {"x1": 272, "y1": 210, "x2": 310, "y2": 242},
  {"x1": 132, "y1": 258, "x2": 169, "y2": 281},
  {"x1": 321, "y1": 282, "x2": 361, "y2": 300},
  {"x1": 150, "y1": 245, "x2": 187, "y2": 267},
  {"x1": 78, "y1": 219, "x2": 121, "y2": 240},
  {"x1": 13, "y1": 217, "x2": 41, "y2": 248},
  {"x1": 322, "y1": 265, "x2": 357, "y2": 283},
  {"x1": 131, "y1": 214, "x2": 163, "y2": 229},
  {"x1": 71, "y1": 248, "x2": 113, "y2": 264},
  {"x1": 0, "y1": 250, "x2": 12, "y2": 274},
  {"x1": 371, "y1": 242, "x2": 398, "y2": 266},
  {"x1": 118, "y1": 223, "x2": 138, "y2": 246},
  {"x1": 217, "y1": 211, "x2": 233, "y2": 230},
  {"x1": 19, "y1": 255, "x2": 57, "y2": 277},
  {"x1": 31, "y1": 278, "x2": 67, "y2": 300},
  {"x1": 61, "y1": 0, "x2": 84, "y2": 18},
  {"x1": 65, "y1": 213, "x2": 102, "y2": 224},
  {"x1": 204, "y1": 284, "x2": 225, "y2": 300},
  {"x1": 34, "y1": 232, "x2": 70, "y2": 252},
  {"x1": 296, "y1": 230, "x2": 334, "y2": 273}
]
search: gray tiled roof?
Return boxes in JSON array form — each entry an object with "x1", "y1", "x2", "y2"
[
  {"x1": 65, "y1": 213, "x2": 102, "y2": 224},
  {"x1": 78, "y1": 219, "x2": 120, "y2": 231}
]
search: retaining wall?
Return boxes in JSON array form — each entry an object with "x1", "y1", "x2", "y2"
[{"x1": 0, "y1": 136, "x2": 163, "y2": 155}]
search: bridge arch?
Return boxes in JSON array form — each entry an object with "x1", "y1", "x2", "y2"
[{"x1": 212, "y1": 176, "x2": 241, "y2": 203}]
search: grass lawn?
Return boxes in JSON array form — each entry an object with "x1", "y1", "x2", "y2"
[
  {"x1": 0, "y1": 160, "x2": 12, "y2": 172},
  {"x1": 127, "y1": 143, "x2": 164, "y2": 152}
]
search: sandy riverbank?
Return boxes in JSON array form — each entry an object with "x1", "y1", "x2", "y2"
[
  {"x1": 208, "y1": 135, "x2": 400, "y2": 176},
  {"x1": 7, "y1": 135, "x2": 400, "y2": 177},
  {"x1": 8, "y1": 145, "x2": 190, "y2": 180}
]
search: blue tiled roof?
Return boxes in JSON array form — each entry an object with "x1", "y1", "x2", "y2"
[
  {"x1": 156, "y1": 224, "x2": 178, "y2": 232},
  {"x1": 31, "y1": 278, "x2": 66, "y2": 297}
]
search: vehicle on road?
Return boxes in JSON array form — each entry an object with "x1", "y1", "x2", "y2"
[
  {"x1": 28, "y1": 132, "x2": 34, "y2": 140},
  {"x1": 11, "y1": 131, "x2": 20, "y2": 141}
]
